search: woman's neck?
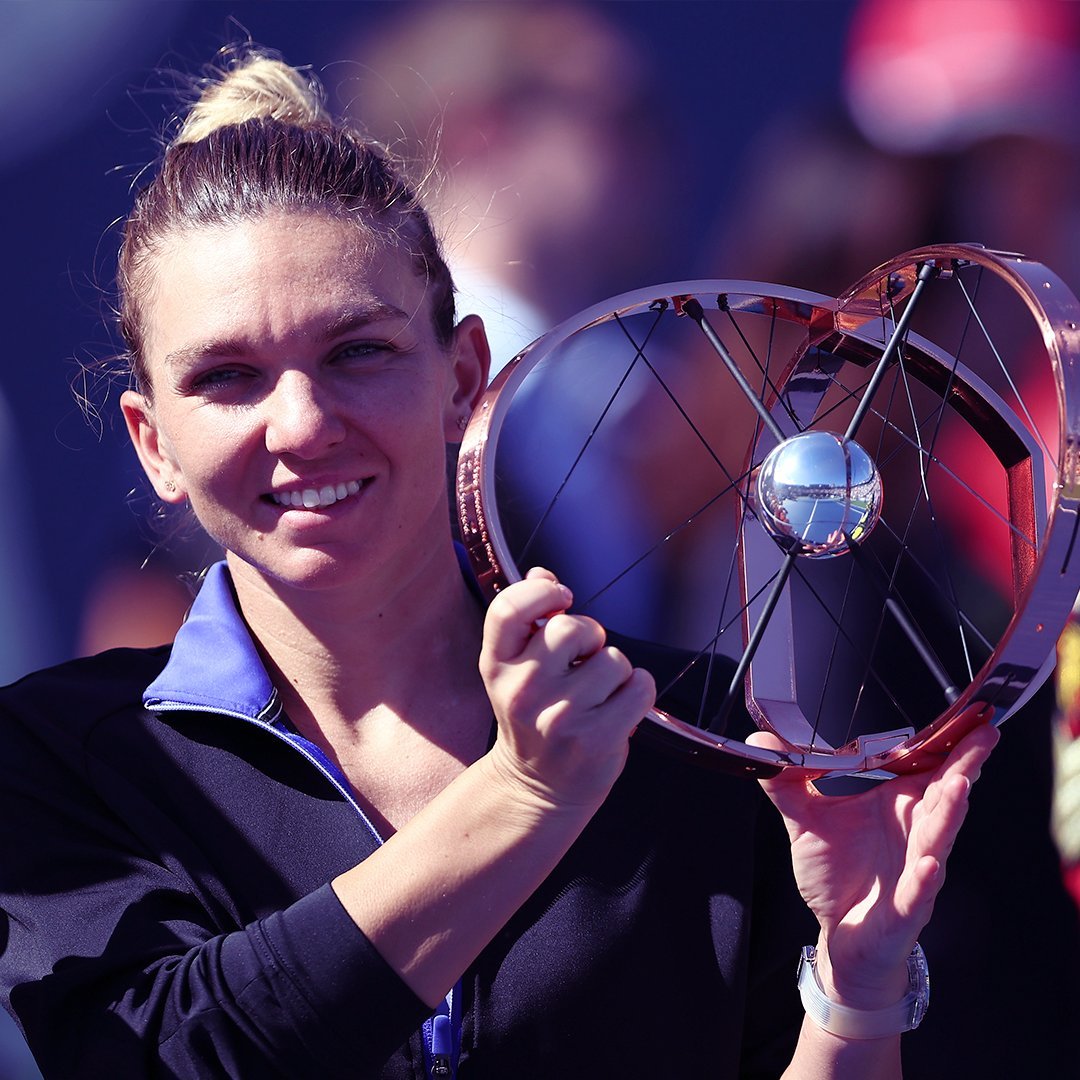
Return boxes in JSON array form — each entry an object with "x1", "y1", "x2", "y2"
[
  {"x1": 226, "y1": 542, "x2": 488, "y2": 737},
  {"x1": 226, "y1": 541, "x2": 493, "y2": 834}
]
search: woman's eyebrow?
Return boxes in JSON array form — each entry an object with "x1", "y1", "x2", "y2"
[
  {"x1": 162, "y1": 304, "x2": 412, "y2": 372},
  {"x1": 163, "y1": 338, "x2": 247, "y2": 373},
  {"x1": 322, "y1": 303, "x2": 410, "y2": 340}
]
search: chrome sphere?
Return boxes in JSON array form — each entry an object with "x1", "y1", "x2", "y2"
[{"x1": 755, "y1": 431, "x2": 882, "y2": 558}]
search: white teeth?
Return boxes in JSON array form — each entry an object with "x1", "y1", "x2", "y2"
[{"x1": 271, "y1": 479, "x2": 363, "y2": 509}]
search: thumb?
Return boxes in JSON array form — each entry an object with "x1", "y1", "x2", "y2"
[{"x1": 745, "y1": 729, "x2": 823, "y2": 826}]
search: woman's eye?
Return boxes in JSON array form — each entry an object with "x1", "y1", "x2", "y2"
[
  {"x1": 334, "y1": 341, "x2": 393, "y2": 363},
  {"x1": 189, "y1": 367, "x2": 249, "y2": 393}
]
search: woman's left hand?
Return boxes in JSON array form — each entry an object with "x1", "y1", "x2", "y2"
[{"x1": 748, "y1": 719, "x2": 999, "y2": 1008}]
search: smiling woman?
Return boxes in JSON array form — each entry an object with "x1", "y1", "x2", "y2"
[
  {"x1": 120, "y1": 210, "x2": 486, "y2": 597},
  {"x1": 0, "y1": 45, "x2": 1000, "y2": 1080}
]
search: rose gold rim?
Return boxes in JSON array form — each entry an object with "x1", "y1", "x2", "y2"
[{"x1": 456, "y1": 247, "x2": 1080, "y2": 778}]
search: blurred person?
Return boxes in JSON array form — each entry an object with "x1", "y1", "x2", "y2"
[
  {"x1": 0, "y1": 46, "x2": 1000, "y2": 1078},
  {"x1": 717, "y1": 0, "x2": 1080, "y2": 294},
  {"x1": 76, "y1": 556, "x2": 197, "y2": 654},
  {"x1": 841, "y1": 0, "x2": 1080, "y2": 586},
  {"x1": 343, "y1": 0, "x2": 676, "y2": 366},
  {"x1": 343, "y1": 1, "x2": 685, "y2": 637}
]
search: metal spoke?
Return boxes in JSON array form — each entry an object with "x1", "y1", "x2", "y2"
[
  {"x1": 844, "y1": 262, "x2": 937, "y2": 441},
  {"x1": 955, "y1": 272, "x2": 1057, "y2": 465},
  {"x1": 684, "y1": 298, "x2": 787, "y2": 444},
  {"x1": 709, "y1": 551, "x2": 797, "y2": 733},
  {"x1": 720, "y1": 299, "x2": 801, "y2": 433},
  {"x1": 516, "y1": 307, "x2": 666, "y2": 564}
]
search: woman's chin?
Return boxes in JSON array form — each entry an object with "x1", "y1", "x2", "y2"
[{"x1": 225, "y1": 545, "x2": 366, "y2": 595}]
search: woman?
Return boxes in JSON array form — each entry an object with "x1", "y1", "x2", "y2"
[{"x1": 0, "y1": 50, "x2": 996, "y2": 1079}]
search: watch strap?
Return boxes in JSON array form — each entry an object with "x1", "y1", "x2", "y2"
[{"x1": 797, "y1": 942, "x2": 930, "y2": 1040}]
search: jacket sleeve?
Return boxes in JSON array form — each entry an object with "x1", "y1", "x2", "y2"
[
  {"x1": 738, "y1": 790, "x2": 817, "y2": 1079},
  {"x1": 0, "y1": 691, "x2": 429, "y2": 1079}
]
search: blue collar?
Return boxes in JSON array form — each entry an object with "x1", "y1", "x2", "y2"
[
  {"x1": 143, "y1": 546, "x2": 485, "y2": 721},
  {"x1": 143, "y1": 561, "x2": 278, "y2": 721}
]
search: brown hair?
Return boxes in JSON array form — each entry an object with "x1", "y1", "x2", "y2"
[{"x1": 117, "y1": 49, "x2": 455, "y2": 395}]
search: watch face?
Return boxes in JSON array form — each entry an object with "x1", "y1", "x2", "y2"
[{"x1": 907, "y1": 943, "x2": 931, "y2": 1027}]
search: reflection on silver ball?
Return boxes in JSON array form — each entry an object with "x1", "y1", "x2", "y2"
[{"x1": 755, "y1": 431, "x2": 882, "y2": 558}]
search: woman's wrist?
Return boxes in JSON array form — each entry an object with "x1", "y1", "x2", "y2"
[
  {"x1": 480, "y1": 739, "x2": 622, "y2": 819},
  {"x1": 799, "y1": 939, "x2": 930, "y2": 1039},
  {"x1": 811, "y1": 934, "x2": 912, "y2": 1009}
]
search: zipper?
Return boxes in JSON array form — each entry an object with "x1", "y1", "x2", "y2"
[
  {"x1": 423, "y1": 984, "x2": 459, "y2": 1079},
  {"x1": 430, "y1": 1013, "x2": 451, "y2": 1077}
]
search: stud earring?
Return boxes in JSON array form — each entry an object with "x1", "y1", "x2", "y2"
[
  {"x1": 164, "y1": 480, "x2": 176, "y2": 494},
  {"x1": 457, "y1": 414, "x2": 469, "y2": 432}
]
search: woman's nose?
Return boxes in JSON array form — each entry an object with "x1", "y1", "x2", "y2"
[{"x1": 263, "y1": 371, "x2": 347, "y2": 458}]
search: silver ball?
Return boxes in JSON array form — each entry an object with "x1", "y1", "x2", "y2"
[{"x1": 754, "y1": 431, "x2": 882, "y2": 558}]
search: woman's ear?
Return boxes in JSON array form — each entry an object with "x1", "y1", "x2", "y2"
[
  {"x1": 120, "y1": 390, "x2": 187, "y2": 503},
  {"x1": 443, "y1": 314, "x2": 491, "y2": 442}
]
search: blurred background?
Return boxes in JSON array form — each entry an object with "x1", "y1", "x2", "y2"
[
  {"x1": 0, "y1": 0, "x2": 860, "y2": 672},
  {"x1": 1, "y1": 1, "x2": 1079, "y2": 1077}
]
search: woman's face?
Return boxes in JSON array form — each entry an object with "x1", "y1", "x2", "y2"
[{"x1": 121, "y1": 210, "x2": 488, "y2": 593}]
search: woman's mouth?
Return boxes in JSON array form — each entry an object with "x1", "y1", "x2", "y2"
[{"x1": 269, "y1": 479, "x2": 364, "y2": 509}]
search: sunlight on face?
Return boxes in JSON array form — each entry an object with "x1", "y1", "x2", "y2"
[{"x1": 126, "y1": 211, "x2": 472, "y2": 594}]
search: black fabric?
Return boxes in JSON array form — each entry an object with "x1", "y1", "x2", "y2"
[{"x1": 0, "y1": 646, "x2": 811, "y2": 1078}]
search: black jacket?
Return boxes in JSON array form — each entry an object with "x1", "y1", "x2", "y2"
[{"x1": 0, "y1": 563, "x2": 810, "y2": 1078}]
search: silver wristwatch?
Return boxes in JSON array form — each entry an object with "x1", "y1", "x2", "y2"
[{"x1": 797, "y1": 943, "x2": 930, "y2": 1039}]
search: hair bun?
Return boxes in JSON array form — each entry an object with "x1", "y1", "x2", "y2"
[{"x1": 176, "y1": 53, "x2": 329, "y2": 145}]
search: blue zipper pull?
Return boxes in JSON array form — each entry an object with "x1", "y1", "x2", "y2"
[{"x1": 430, "y1": 1013, "x2": 452, "y2": 1078}]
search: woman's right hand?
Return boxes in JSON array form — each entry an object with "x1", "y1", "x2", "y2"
[{"x1": 479, "y1": 568, "x2": 655, "y2": 812}]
